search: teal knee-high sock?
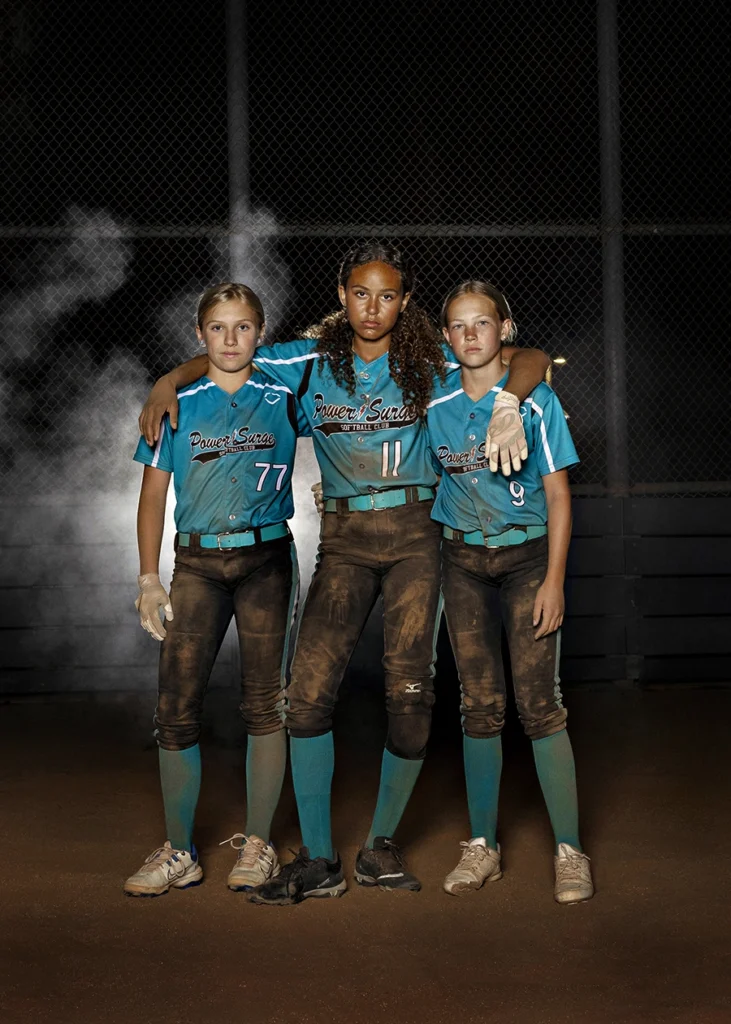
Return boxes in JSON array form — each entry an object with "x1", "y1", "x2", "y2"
[
  {"x1": 532, "y1": 730, "x2": 581, "y2": 851},
  {"x1": 365, "y1": 749, "x2": 424, "y2": 848},
  {"x1": 463, "y1": 735, "x2": 502, "y2": 849},
  {"x1": 290, "y1": 733, "x2": 334, "y2": 861},
  {"x1": 244, "y1": 730, "x2": 287, "y2": 842},
  {"x1": 159, "y1": 744, "x2": 201, "y2": 853}
]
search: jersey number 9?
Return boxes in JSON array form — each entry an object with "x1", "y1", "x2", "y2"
[{"x1": 509, "y1": 480, "x2": 526, "y2": 507}]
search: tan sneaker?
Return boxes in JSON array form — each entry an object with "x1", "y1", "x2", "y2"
[
  {"x1": 124, "y1": 841, "x2": 203, "y2": 897},
  {"x1": 221, "y1": 833, "x2": 280, "y2": 891},
  {"x1": 443, "y1": 838, "x2": 502, "y2": 895},
  {"x1": 554, "y1": 843, "x2": 594, "y2": 904}
]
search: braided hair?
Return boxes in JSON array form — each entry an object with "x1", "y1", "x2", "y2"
[{"x1": 304, "y1": 241, "x2": 446, "y2": 417}]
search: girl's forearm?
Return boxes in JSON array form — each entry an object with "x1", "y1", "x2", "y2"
[
  {"x1": 500, "y1": 347, "x2": 552, "y2": 401},
  {"x1": 165, "y1": 353, "x2": 209, "y2": 389},
  {"x1": 137, "y1": 479, "x2": 169, "y2": 576}
]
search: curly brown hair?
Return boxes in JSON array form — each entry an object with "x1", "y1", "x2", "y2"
[{"x1": 304, "y1": 242, "x2": 447, "y2": 417}]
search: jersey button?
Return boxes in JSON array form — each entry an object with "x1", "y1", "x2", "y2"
[
  {"x1": 231, "y1": 477, "x2": 237, "y2": 483},
  {"x1": 471, "y1": 477, "x2": 478, "y2": 484},
  {"x1": 231, "y1": 402, "x2": 237, "y2": 408},
  {"x1": 469, "y1": 413, "x2": 476, "y2": 419},
  {"x1": 228, "y1": 514, "x2": 236, "y2": 521},
  {"x1": 357, "y1": 436, "x2": 364, "y2": 443},
  {"x1": 469, "y1": 434, "x2": 476, "y2": 441}
]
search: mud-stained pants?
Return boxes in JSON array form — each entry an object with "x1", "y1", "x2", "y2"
[
  {"x1": 155, "y1": 534, "x2": 298, "y2": 750},
  {"x1": 285, "y1": 500, "x2": 443, "y2": 760},
  {"x1": 441, "y1": 534, "x2": 567, "y2": 741}
]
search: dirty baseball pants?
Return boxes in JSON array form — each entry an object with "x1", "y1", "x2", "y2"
[
  {"x1": 286, "y1": 500, "x2": 443, "y2": 758},
  {"x1": 285, "y1": 499, "x2": 443, "y2": 858},
  {"x1": 441, "y1": 533, "x2": 566, "y2": 741},
  {"x1": 441, "y1": 532, "x2": 580, "y2": 850},
  {"x1": 153, "y1": 533, "x2": 298, "y2": 850},
  {"x1": 156, "y1": 534, "x2": 299, "y2": 749}
]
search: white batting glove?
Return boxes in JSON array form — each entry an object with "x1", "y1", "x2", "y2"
[
  {"x1": 486, "y1": 391, "x2": 529, "y2": 476},
  {"x1": 311, "y1": 480, "x2": 325, "y2": 517},
  {"x1": 135, "y1": 573, "x2": 173, "y2": 642}
]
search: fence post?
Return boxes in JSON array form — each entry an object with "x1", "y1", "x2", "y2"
[
  {"x1": 597, "y1": 0, "x2": 628, "y2": 496},
  {"x1": 227, "y1": 0, "x2": 249, "y2": 280}
]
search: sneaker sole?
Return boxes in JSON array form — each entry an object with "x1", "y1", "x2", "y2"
[
  {"x1": 228, "y1": 863, "x2": 282, "y2": 892},
  {"x1": 354, "y1": 871, "x2": 421, "y2": 891},
  {"x1": 444, "y1": 869, "x2": 502, "y2": 895},
  {"x1": 249, "y1": 878, "x2": 347, "y2": 906},
  {"x1": 124, "y1": 867, "x2": 204, "y2": 898},
  {"x1": 554, "y1": 889, "x2": 594, "y2": 905}
]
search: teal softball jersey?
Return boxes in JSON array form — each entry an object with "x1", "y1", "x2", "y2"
[
  {"x1": 133, "y1": 375, "x2": 306, "y2": 535},
  {"x1": 427, "y1": 374, "x2": 579, "y2": 537},
  {"x1": 254, "y1": 339, "x2": 459, "y2": 499}
]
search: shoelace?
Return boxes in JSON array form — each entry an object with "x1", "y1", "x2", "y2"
[
  {"x1": 219, "y1": 832, "x2": 247, "y2": 851},
  {"x1": 218, "y1": 833, "x2": 269, "y2": 868},
  {"x1": 143, "y1": 846, "x2": 188, "y2": 874},
  {"x1": 556, "y1": 852, "x2": 587, "y2": 880},
  {"x1": 276, "y1": 849, "x2": 311, "y2": 892},
  {"x1": 458, "y1": 842, "x2": 489, "y2": 864},
  {"x1": 144, "y1": 846, "x2": 170, "y2": 864},
  {"x1": 378, "y1": 839, "x2": 405, "y2": 867}
]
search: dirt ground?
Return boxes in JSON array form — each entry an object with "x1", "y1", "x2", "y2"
[{"x1": 2, "y1": 679, "x2": 731, "y2": 1024}]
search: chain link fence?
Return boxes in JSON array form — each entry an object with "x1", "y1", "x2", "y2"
[{"x1": 1, "y1": 0, "x2": 730, "y2": 499}]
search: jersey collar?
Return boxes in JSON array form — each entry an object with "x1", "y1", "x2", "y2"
[{"x1": 460, "y1": 369, "x2": 509, "y2": 407}]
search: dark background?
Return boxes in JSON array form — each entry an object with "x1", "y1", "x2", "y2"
[{"x1": 1, "y1": 0, "x2": 730, "y2": 691}]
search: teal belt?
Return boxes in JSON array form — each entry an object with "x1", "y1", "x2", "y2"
[
  {"x1": 443, "y1": 524, "x2": 547, "y2": 549},
  {"x1": 324, "y1": 486, "x2": 435, "y2": 513},
  {"x1": 178, "y1": 522, "x2": 289, "y2": 550}
]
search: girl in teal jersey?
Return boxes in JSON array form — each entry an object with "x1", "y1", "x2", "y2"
[
  {"x1": 125, "y1": 283, "x2": 302, "y2": 898},
  {"x1": 429, "y1": 280, "x2": 593, "y2": 905},
  {"x1": 139, "y1": 245, "x2": 550, "y2": 902}
]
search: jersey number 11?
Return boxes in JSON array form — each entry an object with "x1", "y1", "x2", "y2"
[{"x1": 381, "y1": 440, "x2": 402, "y2": 478}]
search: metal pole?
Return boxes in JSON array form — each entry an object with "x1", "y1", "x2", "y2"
[
  {"x1": 227, "y1": 0, "x2": 249, "y2": 280},
  {"x1": 597, "y1": 0, "x2": 628, "y2": 495}
]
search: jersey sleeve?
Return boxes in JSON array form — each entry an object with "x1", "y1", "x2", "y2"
[
  {"x1": 252, "y1": 339, "x2": 318, "y2": 396},
  {"x1": 440, "y1": 340, "x2": 461, "y2": 372},
  {"x1": 528, "y1": 385, "x2": 579, "y2": 476},
  {"x1": 133, "y1": 415, "x2": 174, "y2": 473}
]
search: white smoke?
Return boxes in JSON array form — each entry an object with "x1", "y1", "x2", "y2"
[{"x1": 0, "y1": 207, "x2": 320, "y2": 689}]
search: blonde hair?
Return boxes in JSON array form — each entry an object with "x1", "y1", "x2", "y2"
[
  {"x1": 196, "y1": 282, "x2": 265, "y2": 329},
  {"x1": 440, "y1": 280, "x2": 517, "y2": 344}
]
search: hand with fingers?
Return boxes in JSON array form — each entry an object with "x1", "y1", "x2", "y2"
[
  {"x1": 139, "y1": 378, "x2": 179, "y2": 446},
  {"x1": 533, "y1": 578, "x2": 565, "y2": 640},
  {"x1": 485, "y1": 391, "x2": 528, "y2": 476},
  {"x1": 311, "y1": 480, "x2": 325, "y2": 517},
  {"x1": 135, "y1": 573, "x2": 173, "y2": 642}
]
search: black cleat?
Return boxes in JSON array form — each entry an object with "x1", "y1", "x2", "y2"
[
  {"x1": 354, "y1": 837, "x2": 422, "y2": 891},
  {"x1": 248, "y1": 847, "x2": 347, "y2": 906}
]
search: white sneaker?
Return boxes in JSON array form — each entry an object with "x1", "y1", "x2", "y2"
[
  {"x1": 220, "y1": 833, "x2": 280, "y2": 891},
  {"x1": 124, "y1": 841, "x2": 203, "y2": 897},
  {"x1": 554, "y1": 842, "x2": 594, "y2": 904},
  {"x1": 443, "y1": 838, "x2": 502, "y2": 895}
]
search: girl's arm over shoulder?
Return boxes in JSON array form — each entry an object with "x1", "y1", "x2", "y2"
[
  {"x1": 533, "y1": 468, "x2": 571, "y2": 640},
  {"x1": 485, "y1": 347, "x2": 552, "y2": 476},
  {"x1": 500, "y1": 346, "x2": 552, "y2": 402},
  {"x1": 139, "y1": 354, "x2": 209, "y2": 446}
]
